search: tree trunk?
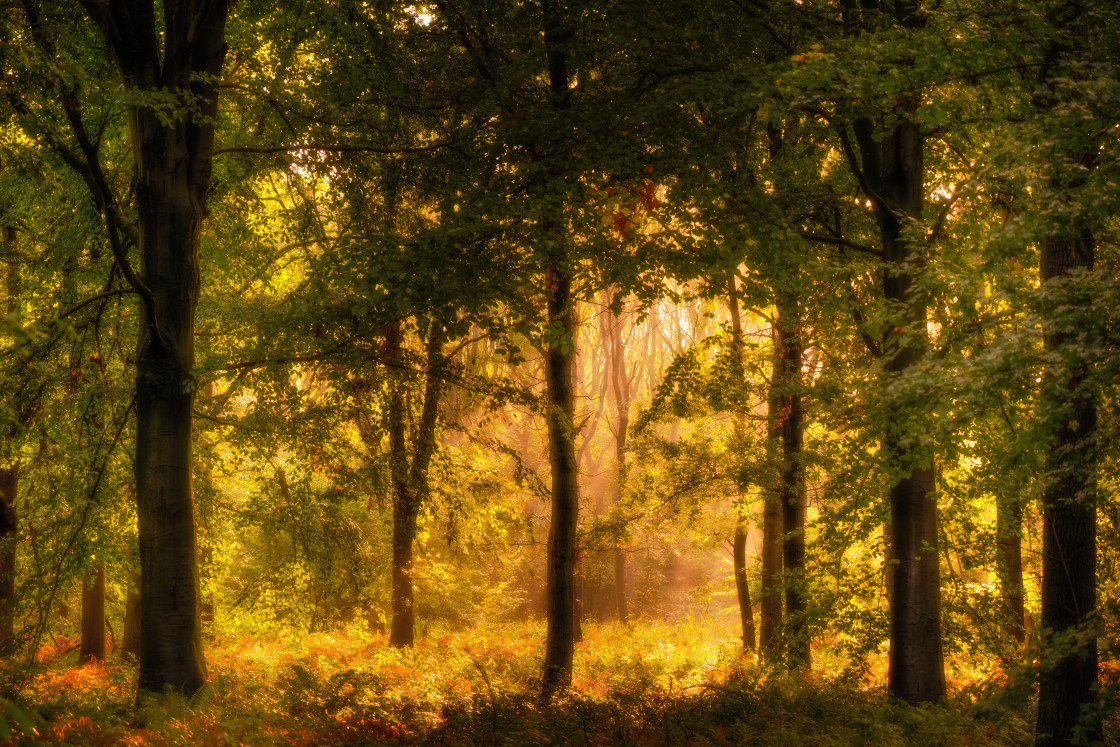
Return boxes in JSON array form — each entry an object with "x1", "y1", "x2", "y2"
[
  {"x1": 861, "y1": 114, "x2": 945, "y2": 703},
  {"x1": 123, "y1": 571, "x2": 141, "y2": 659},
  {"x1": 776, "y1": 296, "x2": 809, "y2": 669},
  {"x1": 608, "y1": 303, "x2": 630, "y2": 623},
  {"x1": 996, "y1": 497, "x2": 1025, "y2": 644},
  {"x1": 727, "y1": 279, "x2": 755, "y2": 653},
  {"x1": 81, "y1": 0, "x2": 231, "y2": 696},
  {"x1": 1033, "y1": 5, "x2": 1100, "y2": 741},
  {"x1": 388, "y1": 323, "x2": 445, "y2": 647},
  {"x1": 80, "y1": 565, "x2": 106, "y2": 663},
  {"x1": 540, "y1": 4, "x2": 579, "y2": 701},
  {"x1": 760, "y1": 342, "x2": 785, "y2": 661}
]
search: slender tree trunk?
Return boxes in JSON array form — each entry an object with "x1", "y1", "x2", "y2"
[
  {"x1": 760, "y1": 338, "x2": 785, "y2": 661},
  {"x1": 608, "y1": 303, "x2": 630, "y2": 623},
  {"x1": 80, "y1": 565, "x2": 106, "y2": 663},
  {"x1": 727, "y1": 279, "x2": 755, "y2": 653},
  {"x1": 776, "y1": 296, "x2": 809, "y2": 669},
  {"x1": 540, "y1": 4, "x2": 579, "y2": 701},
  {"x1": 387, "y1": 323, "x2": 445, "y2": 647},
  {"x1": 123, "y1": 571, "x2": 141, "y2": 659},
  {"x1": 996, "y1": 498, "x2": 1025, "y2": 644}
]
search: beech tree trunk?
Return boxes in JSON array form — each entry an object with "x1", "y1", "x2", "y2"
[
  {"x1": 727, "y1": 280, "x2": 755, "y2": 653},
  {"x1": 858, "y1": 110, "x2": 945, "y2": 704},
  {"x1": 540, "y1": 3, "x2": 579, "y2": 701},
  {"x1": 80, "y1": 0, "x2": 232, "y2": 695},
  {"x1": 80, "y1": 565, "x2": 105, "y2": 663}
]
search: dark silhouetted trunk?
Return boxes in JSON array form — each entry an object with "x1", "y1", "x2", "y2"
[
  {"x1": 540, "y1": 4, "x2": 579, "y2": 701},
  {"x1": 79, "y1": 0, "x2": 231, "y2": 695},
  {"x1": 80, "y1": 565, "x2": 105, "y2": 663},
  {"x1": 123, "y1": 572, "x2": 141, "y2": 658},
  {"x1": 776, "y1": 296, "x2": 809, "y2": 669},
  {"x1": 388, "y1": 324, "x2": 445, "y2": 647},
  {"x1": 843, "y1": 0, "x2": 944, "y2": 706},
  {"x1": 727, "y1": 279, "x2": 755, "y2": 653}
]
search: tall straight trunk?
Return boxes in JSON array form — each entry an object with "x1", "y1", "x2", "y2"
[
  {"x1": 608, "y1": 303, "x2": 630, "y2": 623},
  {"x1": 996, "y1": 498, "x2": 1025, "y2": 644},
  {"x1": 81, "y1": 0, "x2": 231, "y2": 695},
  {"x1": 388, "y1": 323, "x2": 445, "y2": 647},
  {"x1": 775, "y1": 295, "x2": 809, "y2": 669},
  {"x1": 0, "y1": 227, "x2": 18, "y2": 650},
  {"x1": 841, "y1": 0, "x2": 944, "y2": 705},
  {"x1": 540, "y1": 3, "x2": 579, "y2": 700},
  {"x1": 727, "y1": 279, "x2": 755, "y2": 653},
  {"x1": 856, "y1": 109, "x2": 945, "y2": 703},
  {"x1": 80, "y1": 565, "x2": 105, "y2": 663}
]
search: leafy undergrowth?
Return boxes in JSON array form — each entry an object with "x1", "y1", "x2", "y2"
[{"x1": 0, "y1": 620, "x2": 1048, "y2": 745}]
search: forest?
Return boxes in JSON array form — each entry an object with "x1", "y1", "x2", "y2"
[{"x1": 0, "y1": 0, "x2": 1117, "y2": 744}]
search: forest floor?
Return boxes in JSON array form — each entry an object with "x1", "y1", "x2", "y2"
[{"x1": 0, "y1": 618, "x2": 1097, "y2": 746}]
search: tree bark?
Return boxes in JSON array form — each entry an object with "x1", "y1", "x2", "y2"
[
  {"x1": 80, "y1": 565, "x2": 106, "y2": 663},
  {"x1": 540, "y1": 2, "x2": 579, "y2": 701}
]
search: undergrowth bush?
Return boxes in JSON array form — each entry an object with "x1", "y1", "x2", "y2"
[{"x1": 0, "y1": 619, "x2": 1068, "y2": 745}]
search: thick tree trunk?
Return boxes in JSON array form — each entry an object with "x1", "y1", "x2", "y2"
[
  {"x1": 776, "y1": 297, "x2": 809, "y2": 669},
  {"x1": 727, "y1": 280, "x2": 755, "y2": 653},
  {"x1": 1036, "y1": 229, "x2": 1098, "y2": 746},
  {"x1": 123, "y1": 571, "x2": 141, "y2": 659},
  {"x1": 540, "y1": 3, "x2": 579, "y2": 701},
  {"x1": 80, "y1": 565, "x2": 106, "y2": 663},
  {"x1": 862, "y1": 116, "x2": 945, "y2": 704},
  {"x1": 81, "y1": 0, "x2": 231, "y2": 696},
  {"x1": 1033, "y1": 6, "x2": 1099, "y2": 740}
]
